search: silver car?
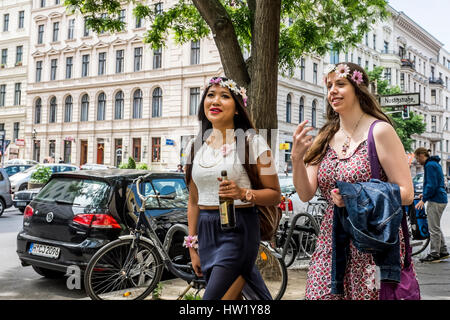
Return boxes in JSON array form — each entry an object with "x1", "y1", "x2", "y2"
[{"x1": 0, "y1": 168, "x2": 13, "y2": 216}]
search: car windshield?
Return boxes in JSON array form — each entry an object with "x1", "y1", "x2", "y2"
[
  {"x1": 413, "y1": 174, "x2": 424, "y2": 184},
  {"x1": 143, "y1": 178, "x2": 189, "y2": 209},
  {"x1": 34, "y1": 177, "x2": 111, "y2": 208}
]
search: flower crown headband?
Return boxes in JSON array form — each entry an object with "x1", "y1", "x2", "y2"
[
  {"x1": 208, "y1": 77, "x2": 248, "y2": 107},
  {"x1": 324, "y1": 63, "x2": 364, "y2": 86}
]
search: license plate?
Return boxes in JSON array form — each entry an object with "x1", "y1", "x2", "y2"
[
  {"x1": 29, "y1": 243, "x2": 60, "y2": 259},
  {"x1": 16, "y1": 201, "x2": 27, "y2": 207}
]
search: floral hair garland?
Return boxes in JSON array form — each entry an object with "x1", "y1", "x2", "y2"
[
  {"x1": 209, "y1": 77, "x2": 248, "y2": 107},
  {"x1": 324, "y1": 63, "x2": 364, "y2": 86}
]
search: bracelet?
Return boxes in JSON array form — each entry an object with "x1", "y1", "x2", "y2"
[{"x1": 183, "y1": 235, "x2": 198, "y2": 249}]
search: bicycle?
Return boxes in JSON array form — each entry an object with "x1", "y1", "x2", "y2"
[
  {"x1": 84, "y1": 173, "x2": 287, "y2": 300},
  {"x1": 405, "y1": 199, "x2": 430, "y2": 256}
]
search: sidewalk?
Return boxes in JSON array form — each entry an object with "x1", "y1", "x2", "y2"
[{"x1": 156, "y1": 267, "x2": 307, "y2": 300}]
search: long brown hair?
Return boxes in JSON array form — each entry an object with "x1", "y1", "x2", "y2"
[
  {"x1": 185, "y1": 77, "x2": 258, "y2": 187},
  {"x1": 304, "y1": 62, "x2": 393, "y2": 165}
]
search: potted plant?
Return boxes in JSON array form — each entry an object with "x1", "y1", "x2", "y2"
[
  {"x1": 28, "y1": 165, "x2": 52, "y2": 189},
  {"x1": 0, "y1": 64, "x2": 5, "y2": 69},
  {"x1": 15, "y1": 61, "x2": 22, "y2": 66}
]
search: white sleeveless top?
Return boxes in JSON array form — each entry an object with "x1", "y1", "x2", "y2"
[{"x1": 191, "y1": 134, "x2": 271, "y2": 206}]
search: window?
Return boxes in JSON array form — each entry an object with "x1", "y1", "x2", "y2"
[
  {"x1": 286, "y1": 94, "x2": 291, "y2": 123},
  {"x1": 80, "y1": 94, "x2": 89, "y2": 121},
  {"x1": 155, "y1": 2, "x2": 163, "y2": 15},
  {"x1": 98, "y1": 52, "x2": 106, "y2": 75},
  {"x1": 330, "y1": 49, "x2": 339, "y2": 64},
  {"x1": 40, "y1": 0, "x2": 45, "y2": 7},
  {"x1": 36, "y1": 61, "x2": 42, "y2": 82},
  {"x1": 64, "y1": 95, "x2": 73, "y2": 122},
  {"x1": 1, "y1": 49, "x2": 7, "y2": 65},
  {"x1": 431, "y1": 89, "x2": 436, "y2": 105},
  {"x1": 114, "y1": 91, "x2": 124, "y2": 119},
  {"x1": 83, "y1": 18, "x2": 90, "y2": 36},
  {"x1": 18, "y1": 11, "x2": 24, "y2": 29},
  {"x1": 52, "y1": 22, "x2": 59, "y2": 42},
  {"x1": 135, "y1": 16, "x2": 142, "y2": 28},
  {"x1": 49, "y1": 140, "x2": 55, "y2": 158},
  {"x1": 35, "y1": 98, "x2": 42, "y2": 124},
  {"x1": 189, "y1": 87, "x2": 200, "y2": 115},
  {"x1": 66, "y1": 56, "x2": 73, "y2": 79},
  {"x1": 49, "y1": 97, "x2": 57, "y2": 123},
  {"x1": 133, "y1": 138, "x2": 141, "y2": 162},
  {"x1": 3, "y1": 14, "x2": 9, "y2": 32},
  {"x1": 299, "y1": 97, "x2": 304, "y2": 123},
  {"x1": 300, "y1": 58, "x2": 305, "y2": 80},
  {"x1": 16, "y1": 46, "x2": 23, "y2": 64},
  {"x1": 152, "y1": 87, "x2": 162, "y2": 117},
  {"x1": 383, "y1": 41, "x2": 389, "y2": 53},
  {"x1": 132, "y1": 89, "x2": 143, "y2": 119},
  {"x1": 431, "y1": 116, "x2": 436, "y2": 133},
  {"x1": 365, "y1": 33, "x2": 369, "y2": 46},
  {"x1": 50, "y1": 59, "x2": 57, "y2": 80},
  {"x1": 153, "y1": 47, "x2": 161, "y2": 69},
  {"x1": 82, "y1": 54, "x2": 89, "y2": 77},
  {"x1": 373, "y1": 34, "x2": 376, "y2": 50},
  {"x1": 67, "y1": 19, "x2": 75, "y2": 39},
  {"x1": 38, "y1": 25, "x2": 44, "y2": 44},
  {"x1": 0, "y1": 84, "x2": 5, "y2": 106},
  {"x1": 152, "y1": 137, "x2": 161, "y2": 162},
  {"x1": 116, "y1": 49, "x2": 124, "y2": 73},
  {"x1": 14, "y1": 83, "x2": 21, "y2": 105},
  {"x1": 134, "y1": 47, "x2": 142, "y2": 71},
  {"x1": 313, "y1": 63, "x2": 318, "y2": 84},
  {"x1": 190, "y1": 40, "x2": 200, "y2": 65},
  {"x1": 97, "y1": 92, "x2": 106, "y2": 121},
  {"x1": 357, "y1": 57, "x2": 362, "y2": 66},
  {"x1": 119, "y1": 9, "x2": 126, "y2": 25},
  {"x1": 384, "y1": 68, "x2": 391, "y2": 84},
  {"x1": 13, "y1": 122, "x2": 19, "y2": 140},
  {"x1": 311, "y1": 100, "x2": 317, "y2": 128}
]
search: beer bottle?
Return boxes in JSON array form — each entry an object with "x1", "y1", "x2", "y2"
[{"x1": 219, "y1": 170, "x2": 236, "y2": 230}]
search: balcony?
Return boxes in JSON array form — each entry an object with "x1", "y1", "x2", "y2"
[
  {"x1": 429, "y1": 77, "x2": 444, "y2": 86},
  {"x1": 401, "y1": 58, "x2": 415, "y2": 70},
  {"x1": 422, "y1": 131, "x2": 443, "y2": 142}
]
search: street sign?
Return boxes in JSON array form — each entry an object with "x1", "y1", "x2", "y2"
[
  {"x1": 165, "y1": 139, "x2": 175, "y2": 146},
  {"x1": 379, "y1": 93, "x2": 420, "y2": 107}
]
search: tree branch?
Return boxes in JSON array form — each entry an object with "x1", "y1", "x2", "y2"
[{"x1": 192, "y1": 0, "x2": 250, "y2": 87}]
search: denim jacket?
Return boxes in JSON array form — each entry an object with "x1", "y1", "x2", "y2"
[{"x1": 331, "y1": 179, "x2": 403, "y2": 295}]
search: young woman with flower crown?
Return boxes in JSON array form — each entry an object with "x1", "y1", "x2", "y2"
[
  {"x1": 292, "y1": 62, "x2": 415, "y2": 300},
  {"x1": 184, "y1": 77, "x2": 281, "y2": 300}
]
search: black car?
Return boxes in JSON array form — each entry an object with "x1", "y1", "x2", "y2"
[
  {"x1": 17, "y1": 169, "x2": 189, "y2": 279},
  {"x1": 13, "y1": 188, "x2": 41, "y2": 213}
]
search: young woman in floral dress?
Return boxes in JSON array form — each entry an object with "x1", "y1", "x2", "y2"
[{"x1": 291, "y1": 62, "x2": 415, "y2": 300}]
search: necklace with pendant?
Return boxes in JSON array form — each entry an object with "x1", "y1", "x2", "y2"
[{"x1": 340, "y1": 113, "x2": 365, "y2": 157}]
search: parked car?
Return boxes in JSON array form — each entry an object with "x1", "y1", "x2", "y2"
[
  {"x1": 278, "y1": 174, "x2": 308, "y2": 214},
  {"x1": 9, "y1": 163, "x2": 78, "y2": 193},
  {"x1": 412, "y1": 172, "x2": 424, "y2": 195},
  {"x1": 5, "y1": 159, "x2": 38, "y2": 165},
  {"x1": 3, "y1": 164, "x2": 34, "y2": 177},
  {"x1": 13, "y1": 188, "x2": 41, "y2": 213},
  {"x1": 16, "y1": 169, "x2": 189, "y2": 279},
  {"x1": 80, "y1": 163, "x2": 115, "y2": 170},
  {"x1": 0, "y1": 168, "x2": 13, "y2": 216}
]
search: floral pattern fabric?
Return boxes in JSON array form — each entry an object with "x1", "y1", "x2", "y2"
[{"x1": 305, "y1": 140, "x2": 409, "y2": 300}]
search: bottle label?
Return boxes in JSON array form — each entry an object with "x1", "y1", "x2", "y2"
[{"x1": 220, "y1": 202, "x2": 229, "y2": 225}]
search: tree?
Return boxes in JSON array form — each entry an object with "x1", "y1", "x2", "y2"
[
  {"x1": 66, "y1": 0, "x2": 389, "y2": 134},
  {"x1": 367, "y1": 66, "x2": 426, "y2": 152}
]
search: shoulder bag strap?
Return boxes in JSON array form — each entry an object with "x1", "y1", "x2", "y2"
[{"x1": 367, "y1": 119, "x2": 412, "y2": 266}]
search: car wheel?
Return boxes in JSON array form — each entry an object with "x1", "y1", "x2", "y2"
[
  {"x1": 19, "y1": 184, "x2": 28, "y2": 191},
  {"x1": 32, "y1": 265, "x2": 66, "y2": 279},
  {"x1": 0, "y1": 199, "x2": 5, "y2": 217}
]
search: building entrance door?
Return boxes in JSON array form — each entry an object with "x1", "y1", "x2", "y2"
[
  {"x1": 80, "y1": 140, "x2": 88, "y2": 166},
  {"x1": 97, "y1": 143, "x2": 104, "y2": 164}
]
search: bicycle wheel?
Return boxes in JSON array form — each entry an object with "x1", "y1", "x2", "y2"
[
  {"x1": 255, "y1": 244, "x2": 288, "y2": 300},
  {"x1": 281, "y1": 238, "x2": 297, "y2": 268},
  {"x1": 296, "y1": 213, "x2": 320, "y2": 259},
  {"x1": 84, "y1": 238, "x2": 164, "y2": 300},
  {"x1": 406, "y1": 216, "x2": 430, "y2": 256}
]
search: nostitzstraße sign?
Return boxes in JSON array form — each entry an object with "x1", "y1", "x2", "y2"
[{"x1": 379, "y1": 93, "x2": 420, "y2": 107}]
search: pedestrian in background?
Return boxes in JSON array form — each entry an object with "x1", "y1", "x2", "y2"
[
  {"x1": 291, "y1": 62, "x2": 414, "y2": 300},
  {"x1": 414, "y1": 148, "x2": 449, "y2": 262}
]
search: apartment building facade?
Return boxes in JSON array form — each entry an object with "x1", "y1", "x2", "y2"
[{"x1": 0, "y1": 0, "x2": 31, "y2": 161}]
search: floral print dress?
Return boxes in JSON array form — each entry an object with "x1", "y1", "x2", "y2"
[{"x1": 305, "y1": 140, "x2": 408, "y2": 300}]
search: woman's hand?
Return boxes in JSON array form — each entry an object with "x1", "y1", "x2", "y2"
[
  {"x1": 189, "y1": 248, "x2": 203, "y2": 277},
  {"x1": 331, "y1": 188, "x2": 345, "y2": 207},
  {"x1": 291, "y1": 120, "x2": 315, "y2": 161},
  {"x1": 218, "y1": 177, "x2": 243, "y2": 200}
]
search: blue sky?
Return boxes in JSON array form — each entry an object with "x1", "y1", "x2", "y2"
[{"x1": 388, "y1": 0, "x2": 449, "y2": 49}]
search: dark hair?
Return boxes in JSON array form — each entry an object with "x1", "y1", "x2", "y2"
[
  {"x1": 185, "y1": 77, "x2": 256, "y2": 187},
  {"x1": 304, "y1": 62, "x2": 393, "y2": 165}
]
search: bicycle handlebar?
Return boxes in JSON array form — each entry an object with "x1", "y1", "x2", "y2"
[{"x1": 135, "y1": 176, "x2": 176, "y2": 204}]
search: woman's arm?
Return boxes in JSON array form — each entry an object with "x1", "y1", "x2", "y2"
[
  {"x1": 373, "y1": 121, "x2": 414, "y2": 205},
  {"x1": 187, "y1": 179, "x2": 202, "y2": 276}
]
